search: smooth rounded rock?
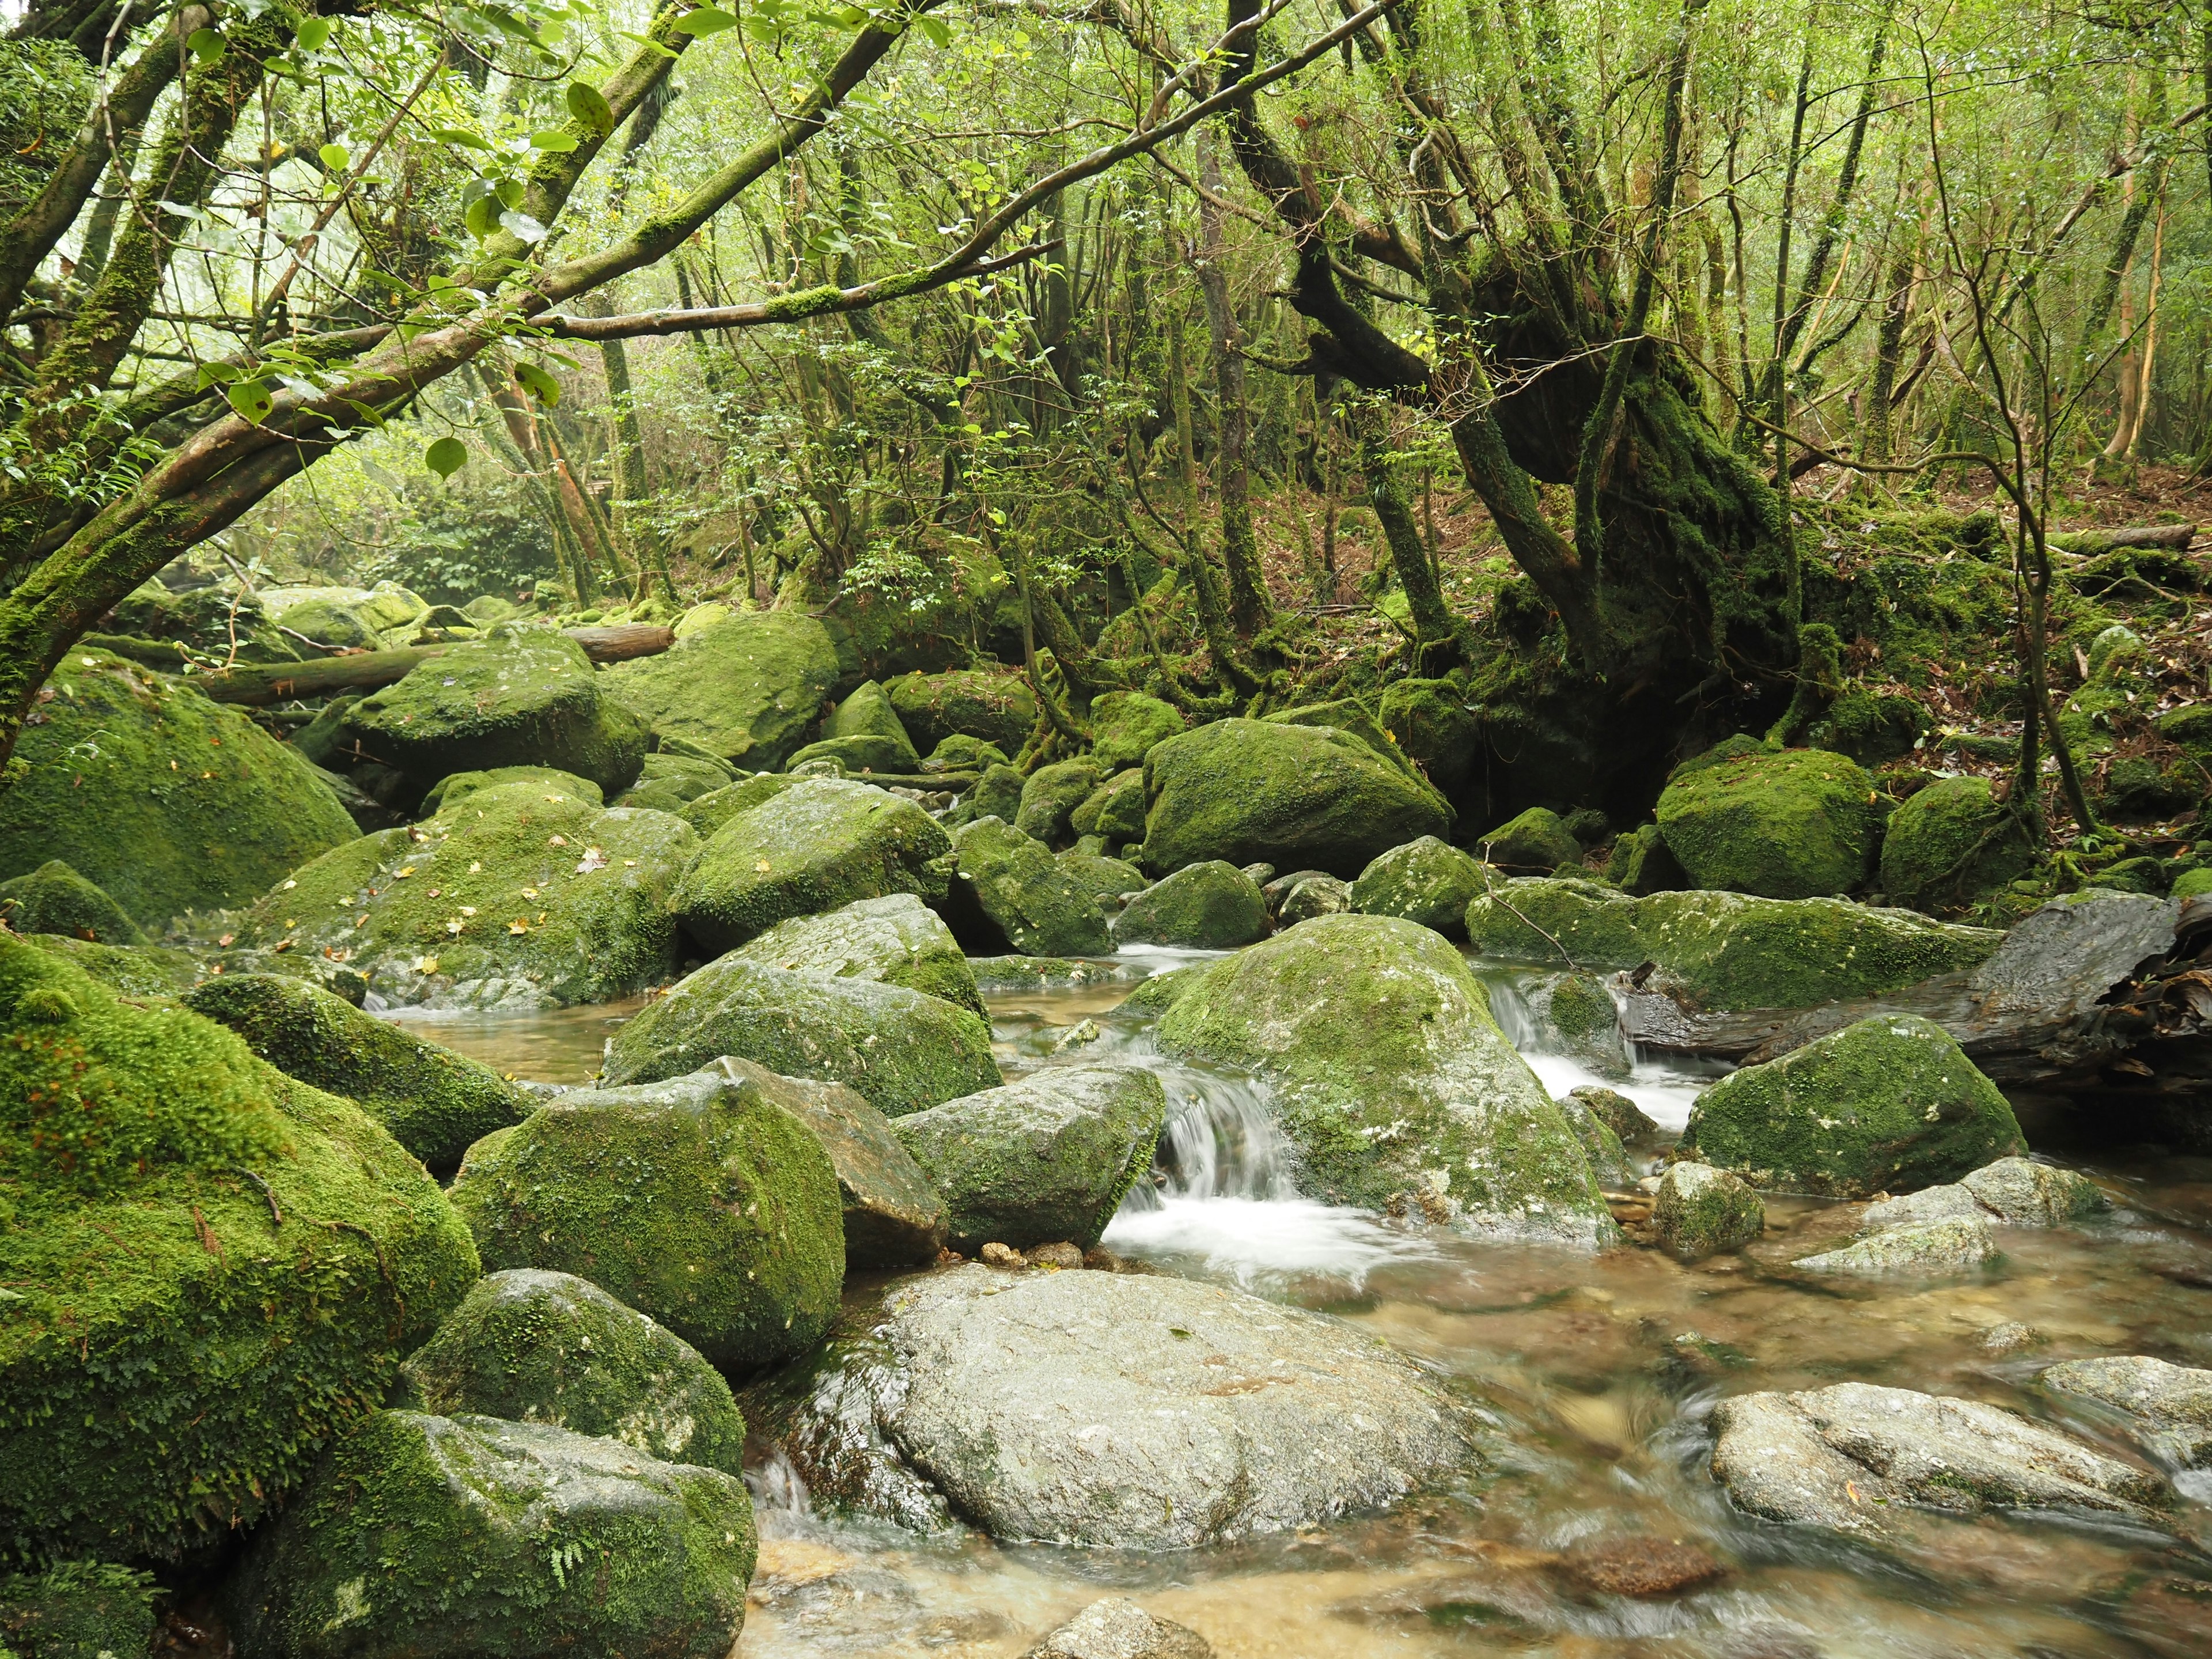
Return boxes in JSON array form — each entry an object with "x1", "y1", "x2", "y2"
[
  {"x1": 1656, "y1": 746, "x2": 1876, "y2": 900},
  {"x1": 1112, "y1": 861, "x2": 1268, "y2": 949},
  {"x1": 1350, "y1": 836, "x2": 1487, "y2": 937},
  {"x1": 942, "y1": 817, "x2": 1112, "y2": 956},
  {"x1": 1652, "y1": 1162, "x2": 1764, "y2": 1262},
  {"x1": 730, "y1": 891, "x2": 984, "y2": 1018}
]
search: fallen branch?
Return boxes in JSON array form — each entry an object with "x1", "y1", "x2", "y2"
[
  {"x1": 2049, "y1": 524, "x2": 2196, "y2": 555},
  {"x1": 191, "y1": 624, "x2": 674, "y2": 704}
]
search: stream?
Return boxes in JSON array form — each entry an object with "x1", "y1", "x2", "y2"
[{"x1": 396, "y1": 955, "x2": 2212, "y2": 1658}]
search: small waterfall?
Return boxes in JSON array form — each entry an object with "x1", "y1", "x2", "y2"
[{"x1": 1143, "y1": 1065, "x2": 1297, "y2": 1203}]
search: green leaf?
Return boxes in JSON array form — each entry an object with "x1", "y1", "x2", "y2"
[
  {"x1": 434, "y1": 126, "x2": 494, "y2": 150},
  {"x1": 226, "y1": 380, "x2": 275, "y2": 425},
  {"x1": 296, "y1": 16, "x2": 332, "y2": 51},
  {"x1": 187, "y1": 27, "x2": 225, "y2": 65},
  {"x1": 513, "y1": 361, "x2": 562, "y2": 404},
  {"x1": 566, "y1": 80, "x2": 614, "y2": 134},
  {"x1": 913, "y1": 13, "x2": 949, "y2": 46},
  {"x1": 528, "y1": 129, "x2": 579, "y2": 151},
  {"x1": 425, "y1": 436, "x2": 469, "y2": 478},
  {"x1": 615, "y1": 29, "x2": 678, "y2": 56},
  {"x1": 499, "y1": 209, "x2": 549, "y2": 244},
  {"x1": 195, "y1": 361, "x2": 242, "y2": 388},
  {"x1": 464, "y1": 194, "x2": 502, "y2": 238},
  {"x1": 672, "y1": 7, "x2": 737, "y2": 34},
  {"x1": 317, "y1": 142, "x2": 350, "y2": 172},
  {"x1": 494, "y1": 177, "x2": 525, "y2": 210}
]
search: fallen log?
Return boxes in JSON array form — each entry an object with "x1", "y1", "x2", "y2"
[
  {"x1": 2050, "y1": 524, "x2": 2197, "y2": 555},
  {"x1": 188, "y1": 624, "x2": 675, "y2": 704}
]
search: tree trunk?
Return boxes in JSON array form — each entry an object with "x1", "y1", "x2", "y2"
[{"x1": 1196, "y1": 131, "x2": 1268, "y2": 635}]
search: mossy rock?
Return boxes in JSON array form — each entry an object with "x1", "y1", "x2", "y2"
[
  {"x1": 1014, "y1": 759, "x2": 1104, "y2": 844},
  {"x1": 2153, "y1": 703, "x2": 2212, "y2": 753},
  {"x1": 1153, "y1": 914, "x2": 1615, "y2": 1244},
  {"x1": 1679, "y1": 1013, "x2": 2025, "y2": 1197},
  {"x1": 419, "y1": 766, "x2": 603, "y2": 816},
  {"x1": 268, "y1": 595, "x2": 387, "y2": 653},
  {"x1": 1112, "y1": 861, "x2": 1268, "y2": 949},
  {"x1": 2081, "y1": 854, "x2": 2168, "y2": 896},
  {"x1": 225, "y1": 1411, "x2": 754, "y2": 1659},
  {"x1": 1262, "y1": 699, "x2": 1421, "y2": 782},
  {"x1": 602, "y1": 609, "x2": 840, "y2": 769},
  {"x1": 1656, "y1": 747, "x2": 1877, "y2": 899},
  {"x1": 782, "y1": 733, "x2": 922, "y2": 777},
  {"x1": 887, "y1": 668, "x2": 1037, "y2": 755},
  {"x1": 0, "y1": 1561, "x2": 158, "y2": 1659},
  {"x1": 1070, "y1": 768, "x2": 1146, "y2": 842},
  {"x1": 1349, "y1": 836, "x2": 1486, "y2": 937},
  {"x1": 347, "y1": 630, "x2": 649, "y2": 802},
  {"x1": 1529, "y1": 971, "x2": 1629, "y2": 1080},
  {"x1": 2097, "y1": 757, "x2": 2199, "y2": 824},
  {"x1": 1552, "y1": 1092, "x2": 1633, "y2": 1187},
  {"x1": 396, "y1": 1270, "x2": 747, "y2": 1475},
  {"x1": 961, "y1": 762, "x2": 1027, "y2": 827},
  {"x1": 0, "y1": 652, "x2": 358, "y2": 930},
  {"x1": 110, "y1": 579, "x2": 301, "y2": 665},
  {"x1": 1088, "y1": 691, "x2": 1185, "y2": 771},
  {"x1": 942, "y1": 817, "x2": 1112, "y2": 956},
  {"x1": 1567, "y1": 1084, "x2": 1658, "y2": 1145},
  {"x1": 1603, "y1": 824, "x2": 1688, "y2": 895},
  {"x1": 1478, "y1": 806, "x2": 1582, "y2": 873},
  {"x1": 599, "y1": 958, "x2": 1000, "y2": 1116},
  {"x1": 1056, "y1": 849, "x2": 1148, "y2": 909},
  {"x1": 678, "y1": 773, "x2": 793, "y2": 838},
  {"x1": 1138, "y1": 719, "x2": 1453, "y2": 879},
  {"x1": 1375, "y1": 679, "x2": 1479, "y2": 792},
  {"x1": 183, "y1": 974, "x2": 530, "y2": 1173},
  {"x1": 1879, "y1": 778, "x2": 2037, "y2": 914},
  {"x1": 2173, "y1": 867, "x2": 2212, "y2": 900},
  {"x1": 1809, "y1": 691, "x2": 1927, "y2": 768},
  {"x1": 450, "y1": 1066, "x2": 843, "y2": 1372},
  {"x1": 889, "y1": 1065, "x2": 1168, "y2": 1249},
  {"x1": 730, "y1": 892, "x2": 983, "y2": 1018},
  {"x1": 673, "y1": 778, "x2": 952, "y2": 956},
  {"x1": 922, "y1": 733, "x2": 1008, "y2": 774},
  {"x1": 1278, "y1": 872, "x2": 1351, "y2": 925},
  {"x1": 612, "y1": 752, "x2": 736, "y2": 813},
  {"x1": 0, "y1": 861, "x2": 143, "y2": 946},
  {"x1": 822, "y1": 680, "x2": 918, "y2": 762},
  {"x1": 1652, "y1": 1163, "x2": 1764, "y2": 1262},
  {"x1": 15, "y1": 932, "x2": 199, "y2": 999},
  {"x1": 0, "y1": 935, "x2": 479, "y2": 1562},
  {"x1": 237, "y1": 781, "x2": 694, "y2": 1011},
  {"x1": 1464, "y1": 877, "x2": 1647, "y2": 967}
]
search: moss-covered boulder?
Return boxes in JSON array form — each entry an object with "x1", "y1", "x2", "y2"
[
  {"x1": 1111, "y1": 861, "x2": 1268, "y2": 949},
  {"x1": 1603, "y1": 824, "x2": 1688, "y2": 895},
  {"x1": 1679, "y1": 1013, "x2": 2025, "y2": 1197},
  {"x1": 396, "y1": 1269, "x2": 747, "y2": 1475},
  {"x1": 1262, "y1": 699, "x2": 1421, "y2": 777},
  {"x1": 0, "y1": 936, "x2": 479, "y2": 1562},
  {"x1": 1651, "y1": 1163, "x2": 1764, "y2": 1262},
  {"x1": 1569, "y1": 1084, "x2": 1658, "y2": 1145},
  {"x1": 419, "y1": 765, "x2": 603, "y2": 816},
  {"x1": 678, "y1": 772, "x2": 794, "y2": 838},
  {"x1": 1465, "y1": 876, "x2": 1649, "y2": 966},
  {"x1": 450, "y1": 1066, "x2": 843, "y2": 1370},
  {"x1": 1553, "y1": 1091, "x2": 1633, "y2": 1186},
  {"x1": 941, "y1": 817, "x2": 1112, "y2": 956},
  {"x1": 613, "y1": 751, "x2": 737, "y2": 813},
  {"x1": 887, "y1": 668, "x2": 1037, "y2": 755},
  {"x1": 1350, "y1": 836, "x2": 1487, "y2": 937},
  {"x1": 817, "y1": 679, "x2": 919, "y2": 767},
  {"x1": 730, "y1": 892, "x2": 983, "y2": 1017},
  {"x1": 889, "y1": 1066, "x2": 1167, "y2": 1249},
  {"x1": 16, "y1": 931, "x2": 199, "y2": 998},
  {"x1": 962, "y1": 761, "x2": 1027, "y2": 827},
  {"x1": 226, "y1": 1411, "x2": 754, "y2": 1659},
  {"x1": 715, "y1": 1058, "x2": 948, "y2": 1266},
  {"x1": 1152, "y1": 914, "x2": 1615, "y2": 1243},
  {"x1": 0, "y1": 1562, "x2": 158, "y2": 1659},
  {"x1": 0, "y1": 860, "x2": 143, "y2": 946},
  {"x1": 599, "y1": 957, "x2": 999, "y2": 1114},
  {"x1": 346, "y1": 630, "x2": 648, "y2": 801},
  {"x1": 601, "y1": 609, "x2": 840, "y2": 769},
  {"x1": 1527, "y1": 971, "x2": 1630, "y2": 1079},
  {"x1": 782, "y1": 733, "x2": 921, "y2": 777},
  {"x1": 1478, "y1": 807, "x2": 1582, "y2": 874},
  {"x1": 1070, "y1": 767, "x2": 1147, "y2": 842},
  {"x1": 237, "y1": 781, "x2": 694, "y2": 1010},
  {"x1": 0, "y1": 652, "x2": 358, "y2": 930},
  {"x1": 1014, "y1": 759, "x2": 1104, "y2": 844},
  {"x1": 673, "y1": 779, "x2": 950, "y2": 956},
  {"x1": 183, "y1": 974, "x2": 531, "y2": 1172},
  {"x1": 922, "y1": 733, "x2": 1008, "y2": 774},
  {"x1": 1138, "y1": 719, "x2": 1453, "y2": 879},
  {"x1": 1277, "y1": 872, "x2": 1351, "y2": 925},
  {"x1": 1655, "y1": 747, "x2": 1877, "y2": 899},
  {"x1": 1376, "y1": 679, "x2": 1479, "y2": 793},
  {"x1": 1089, "y1": 691, "x2": 1186, "y2": 770},
  {"x1": 1056, "y1": 848, "x2": 1149, "y2": 909},
  {"x1": 1879, "y1": 777, "x2": 2039, "y2": 914}
]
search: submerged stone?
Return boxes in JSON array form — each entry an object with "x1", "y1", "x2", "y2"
[
  {"x1": 731, "y1": 892, "x2": 984, "y2": 1018},
  {"x1": 1022, "y1": 1600, "x2": 1213, "y2": 1659},
  {"x1": 1350, "y1": 836, "x2": 1488, "y2": 937},
  {"x1": 602, "y1": 609, "x2": 840, "y2": 768},
  {"x1": 942, "y1": 817, "x2": 1112, "y2": 957},
  {"x1": 1112, "y1": 860, "x2": 1269, "y2": 949},
  {"x1": 1791, "y1": 1216, "x2": 1998, "y2": 1277},
  {"x1": 2041, "y1": 1356, "x2": 2212, "y2": 1468},
  {"x1": 1656, "y1": 747, "x2": 1876, "y2": 899}
]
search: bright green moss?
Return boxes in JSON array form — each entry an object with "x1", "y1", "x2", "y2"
[
  {"x1": 420, "y1": 766, "x2": 603, "y2": 816},
  {"x1": 0, "y1": 936, "x2": 480, "y2": 1563},
  {"x1": 1070, "y1": 768, "x2": 1146, "y2": 842},
  {"x1": 783, "y1": 733, "x2": 921, "y2": 776},
  {"x1": 16, "y1": 933, "x2": 199, "y2": 999},
  {"x1": 0, "y1": 1560, "x2": 158, "y2": 1658},
  {"x1": 730, "y1": 893, "x2": 984, "y2": 1018},
  {"x1": 1879, "y1": 777, "x2": 2037, "y2": 915},
  {"x1": 943, "y1": 817, "x2": 1112, "y2": 956},
  {"x1": 821, "y1": 680, "x2": 918, "y2": 771},
  {"x1": 1056, "y1": 849, "x2": 1148, "y2": 908},
  {"x1": 0, "y1": 862, "x2": 143, "y2": 946},
  {"x1": 1349, "y1": 836, "x2": 1487, "y2": 937},
  {"x1": 1464, "y1": 877, "x2": 1649, "y2": 967},
  {"x1": 887, "y1": 668, "x2": 1036, "y2": 755},
  {"x1": 605, "y1": 611, "x2": 841, "y2": 768},
  {"x1": 679, "y1": 773, "x2": 794, "y2": 837},
  {"x1": 1088, "y1": 691, "x2": 1185, "y2": 770},
  {"x1": 1014, "y1": 759, "x2": 1103, "y2": 843},
  {"x1": 1478, "y1": 806, "x2": 1581, "y2": 872},
  {"x1": 1111, "y1": 861, "x2": 1268, "y2": 949},
  {"x1": 1655, "y1": 747, "x2": 1876, "y2": 898}
]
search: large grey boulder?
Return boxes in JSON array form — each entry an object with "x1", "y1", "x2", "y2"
[
  {"x1": 731, "y1": 892, "x2": 984, "y2": 1018},
  {"x1": 2042, "y1": 1357, "x2": 2212, "y2": 1468},
  {"x1": 1860, "y1": 1158, "x2": 2107, "y2": 1234},
  {"x1": 227, "y1": 1412, "x2": 755, "y2": 1659},
  {"x1": 1111, "y1": 861, "x2": 1268, "y2": 949},
  {"x1": 1709, "y1": 1382, "x2": 2167, "y2": 1541},
  {"x1": 941, "y1": 817, "x2": 1112, "y2": 957},
  {"x1": 889, "y1": 1066, "x2": 1168, "y2": 1249}
]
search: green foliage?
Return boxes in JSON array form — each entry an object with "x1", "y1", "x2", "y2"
[
  {"x1": 0, "y1": 1559, "x2": 158, "y2": 1659},
  {"x1": 0, "y1": 42, "x2": 92, "y2": 215},
  {"x1": 361, "y1": 480, "x2": 558, "y2": 604}
]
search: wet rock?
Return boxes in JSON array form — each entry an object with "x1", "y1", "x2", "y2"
[
  {"x1": 2042, "y1": 1356, "x2": 2212, "y2": 1467},
  {"x1": 1070, "y1": 767, "x2": 1147, "y2": 843},
  {"x1": 968, "y1": 955, "x2": 1143, "y2": 989},
  {"x1": 712, "y1": 1056, "x2": 948, "y2": 1267},
  {"x1": 1017, "y1": 759, "x2": 1105, "y2": 844},
  {"x1": 1112, "y1": 860, "x2": 1269, "y2": 949},
  {"x1": 0, "y1": 1560, "x2": 158, "y2": 1659},
  {"x1": 238, "y1": 779, "x2": 694, "y2": 1011},
  {"x1": 0, "y1": 651, "x2": 359, "y2": 931},
  {"x1": 1569, "y1": 1084, "x2": 1659, "y2": 1145},
  {"x1": 1604, "y1": 823, "x2": 1691, "y2": 896},
  {"x1": 419, "y1": 764, "x2": 603, "y2": 816},
  {"x1": 1277, "y1": 872, "x2": 1353, "y2": 925},
  {"x1": 449, "y1": 1065, "x2": 844, "y2": 1371},
  {"x1": 1152, "y1": 912, "x2": 1617, "y2": 1245},
  {"x1": 396, "y1": 1268, "x2": 747, "y2": 1475},
  {"x1": 1021, "y1": 1599, "x2": 1213, "y2": 1659},
  {"x1": 1525, "y1": 971, "x2": 1630, "y2": 1079},
  {"x1": 1025, "y1": 1240, "x2": 1086, "y2": 1268},
  {"x1": 1656, "y1": 747, "x2": 1876, "y2": 899},
  {"x1": 1709, "y1": 1381, "x2": 2167, "y2": 1540},
  {"x1": 1349, "y1": 836, "x2": 1488, "y2": 937},
  {"x1": 730, "y1": 891, "x2": 984, "y2": 1018},
  {"x1": 942, "y1": 817, "x2": 1112, "y2": 957},
  {"x1": 0, "y1": 935, "x2": 478, "y2": 1561},
  {"x1": 675, "y1": 778, "x2": 952, "y2": 956},
  {"x1": 1653, "y1": 1163, "x2": 1764, "y2": 1262},
  {"x1": 891, "y1": 1065, "x2": 1168, "y2": 1249},
  {"x1": 601, "y1": 956, "x2": 999, "y2": 1115},
  {"x1": 1791, "y1": 1216, "x2": 1999, "y2": 1277},
  {"x1": 603, "y1": 608, "x2": 840, "y2": 768},
  {"x1": 1561, "y1": 1536, "x2": 1724, "y2": 1597},
  {"x1": 1982, "y1": 1321, "x2": 2046, "y2": 1355},
  {"x1": 226, "y1": 1412, "x2": 754, "y2": 1659},
  {"x1": 1058, "y1": 847, "x2": 1149, "y2": 910},
  {"x1": 1859, "y1": 1183, "x2": 1986, "y2": 1230},
  {"x1": 1961, "y1": 1156, "x2": 2108, "y2": 1225},
  {"x1": 1477, "y1": 806, "x2": 1581, "y2": 873},
  {"x1": 679, "y1": 771, "x2": 795, "y2": 838},
  {"x1": 1089, "y1": 691, "x2": 1188, "y2": 771},
  {"x1": 0, "y1": 859, "x2": 145, "y2": 945},
  {"x1": 1679, "y1": 1014, "x2": 2025, "y2": 1196},
  {"x1": 888, "y1": 668, "x2": 1037, "y2": 755},
  {"x1": 1555, "y1": 1092, "x2": 1634, "y2": 1187},
  {"x1": 185, "y1": 972, "x2": 531, "y2": 1172},
  {"x1": 1880, "y1": 777, "x2": 2038, "y2": 915},
  {"x1": 1137, "y1": 718, "x2": 1453, "y2": 879},
  {"x1": 613, "y1": 749, "x2": 738, "y2": 812}
]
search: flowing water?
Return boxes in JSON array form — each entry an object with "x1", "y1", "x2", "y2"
[{"x1": 408, "y1": 958, "x2": 2212, "y2": 1658}]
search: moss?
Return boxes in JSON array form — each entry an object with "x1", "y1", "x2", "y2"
[
  {"x1": 784, "y1": 733, "x2": 919, "y2": 776},
  {"x1": 1478, "y1": 807, "x2": 1582, "y2": 873},
  {"x1": 1465, "y1": 877, "x2": 1649, "y2": 967},
  {"x1": 1114, "y1": 962, "x2": 1207, "y2": 1013},
  {"x1": 613, "y1": 752, "x2": 738, "y2": 813},
  {"x1": 1809, "y1": 691, "x2": 1927, "y2": 768},
  {"x1": 824, "y1": 680, "x2": 915, "y2": 749},
  {"x1": 1069, "y1": 768, "x2": 1146, "y2": 842},
  {"x1": 0, "y1": 936, "x2": 479, "y2": 1563},
  {"x1": 15, "y1": 933, "x2": 198, "y2": 998},
  {"x1": 1878, "y1": 778, "x2": 2037, "y2": 915},
  {"x1": 1651, "y1": 1163, "x2": 1764, "y2": 1262},
  {"x1": 236, "y1": 780, "x2": 694, "y2": 1010},
  {"x1": 922, "y1": 733, "x2": 1007, "y2": 772},
  {"x1": 942, "y1": 817, "x2": 1112, "y2": 956},
  {"x1": 0, "y1": 1560, "x2": 158, "y2": 1659},
  {"x1": 1056, "y1": 849, "x2": 1149, "y2": 908},
  {"x1": 1348, "y1": 836, "x2": 1486, "y2": 937},
  {"x1": 679, "y1": 772, "x2": 794, "y2": 838},
  {"x1": 887, "y1": 668, "x2": 1036, "y2": 755},
  {"x1": 449, "y1": 1066, "x2": 843, "y2": 1370},
  {"x1": 1154, "y1": 914, "x2": 1615, "y2": 1243},
  {"x1": 0, "y1": 652, "x2": 359, "y2": 930},
  {"x1": 277, "y1": 597, "x2": 382, "y2": 652},
  {"x1": 1088, "y1": 691, "x2": 1185, "y2": 771},
  {"x1": 674, "y1": 779, "x2": 952, "y2": 955},
  {"x1": 1655, "y1": 747, "x2": 1877, "y2": 898},
  {"x1": 600, "y1": 958, "x2": 1000, "y2": 1116},
  {"x1": 183, "y1": 974, "x2": 529, "y2": 1172},
  {"x1": 1139, "y1": 719, "x2": 1453, "y2": 879},
  {"x1": 420, "y1": 766, "x2": 603, "y2": 816},
  {"x1": 603, "y1": 610, "x2": 840, "y2": 769},
  {"x1": 225, "y1": 1411, "x2": 753, "y2": 1659},
  {"x1": 730, "y1": 892, "x2": 984, "y2": 1018},
  {"x1": 1601, "y1": 824, "x2": 1687, "y2": 895},
  {"x1": 2173, "y1": 867, "x2": 2212, "y2": 900},
  {"x1": 961, "y1": 763, "x2": 1027, "y2": 826},
  {"x1": 1552, "y1": 1092, "x2": 1633, "y2": 1186},
  {"x1": 1112, "y1": 861, "x2": 1268, "y2": 949},
  {"x1": 1679, "y1": 1013, "x2": 2025, "y2": 1196},
  {"x1": 1374, "y1": 679, "x2": 1479, "y2": 793},
  {"x1": 0, "y1": 862, "x2": 143, "y2": 946},
  {"x1": 1014, "y1": 759, "x2": 1104, "y2": 844},
  {"x1": 397, "y1": 1270, "x2": 747, "y2": 1475}
]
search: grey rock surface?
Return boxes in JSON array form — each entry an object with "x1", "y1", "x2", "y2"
[
  {"x1": 1021, "y1": 1599, "x2": 1213, "y2": 1659},
  {"x1": 1860, "y1": 1158, "x2": 2108, "y2": 1235},
  {"x1": 1792, "y1": 1217, "x2": 1998, "y2": 1277},
  {"x1": 2043, "y1": 1355, "x2": 2212, "y2": 1468},
  {"x1": 730, "y1": 891, "x2": 985, "y2": 1018}
]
